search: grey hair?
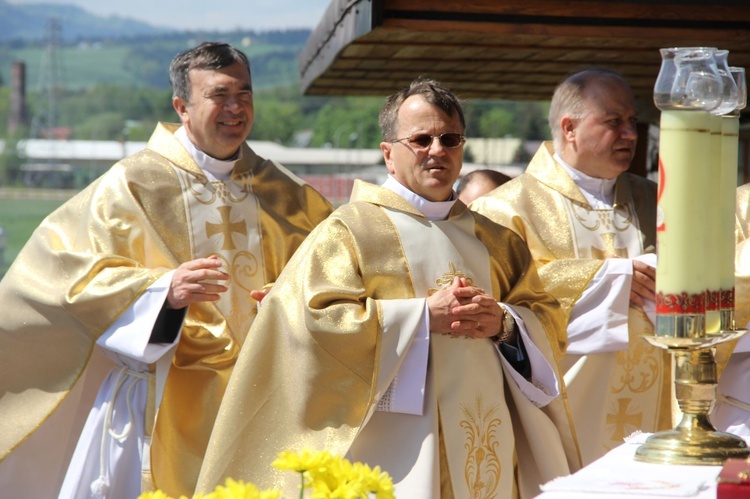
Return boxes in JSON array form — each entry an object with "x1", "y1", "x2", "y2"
[{"x1": 548, "y1": 68, "x2": 631, "y2": 151}]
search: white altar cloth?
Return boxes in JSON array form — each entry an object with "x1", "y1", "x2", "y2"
[{"x1": 536, "y1": 432, "x2": 728, "y2": 498}]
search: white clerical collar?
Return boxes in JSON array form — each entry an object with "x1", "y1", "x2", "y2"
[
  {"x1": 174, "y1": 126, "x2": 241, "y2": 181},
  {"x1": 554, "y1": 152, "x2": 617, "y2": 208},
  {"x1": 382, "y1": 175, "x2": 456, "y2": 221}
]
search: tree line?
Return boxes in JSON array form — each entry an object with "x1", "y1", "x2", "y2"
[
  {"x1": 0, "y1": 25, "x2": 552, "y2": 186},
  {"x1": 0, "y1": 82, "x2": 550, "y2": 185},
  {"x1": 1, "y1": 83, "x2": 550, "y2": 141}
]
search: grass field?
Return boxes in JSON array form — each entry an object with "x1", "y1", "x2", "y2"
[
  {"x1": 0, "y1": 196, "x2": 68, "y2": 276},
  {"x1": 6, "y1": 45, "x2": 142, "y2": 89}
]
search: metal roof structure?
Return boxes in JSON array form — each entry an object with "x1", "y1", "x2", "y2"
[{"x1": 300, "y1": 0, "x2": 750, "y2": 117}]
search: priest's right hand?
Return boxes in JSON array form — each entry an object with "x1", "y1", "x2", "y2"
[
  {"x1": 427, "y1": 276, "x2": 499, "y2": 338},
  {"x1": 427, "y1": 278, "x2": 463, "y2": 334},
  {"x1": 167, "y1": 256, "x2": 229, "y2": 309}
]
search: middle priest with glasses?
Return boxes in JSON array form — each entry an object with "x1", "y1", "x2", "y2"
[{"x1": 197, "y1": 77, "x2": 580, "y2": 498}]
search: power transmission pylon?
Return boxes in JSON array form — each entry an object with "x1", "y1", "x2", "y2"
[
  {"x1": 26, "y1": 17, "x2": 72, "y2": 187},
  {"x1": 30, "y1": 17, "x2": 67, "y2": 139}
]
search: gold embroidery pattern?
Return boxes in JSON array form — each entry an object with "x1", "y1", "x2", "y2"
[
  {"x1": 461, "y1": 396, "x2": 502, "y2": 498},
  {"x1": 591, "y1": 233, "x2": 629, "y2": 259},
  {"x1": 612, "y1": 340, "x2": 659, "y2": 394},
  {"x1": 215, "y1": 251, "x2": 259, "y2": 293},
  {"x1": 604, "y1": 340, "x2": 659, "y2": 448},
  {"x1": 211, "y1": 251, "x2": 259, "y2": 293},
  {"x1": 429, "y1": 262, "x2": 473, "y2": 295},
  {"x1": 606, "y1": 397, "x2": 643, "y2": 443},
  {"x1": 189, "y1": 176, "x2": 251, "y2": 205},
  {"x1": 175, "y1": 167, "x2": 259, "y2": 344},
  {"x1": 598, "y1": 210, "x2": 613, "y2": 231},
  {"x1": 188, "y1": 175, "x2": 216, "y2": 204},
  {"x1": 572, "y1": 204, "x2": 635, "y2": 233},
  {"x1": 223, "y1": 174, "x2": 252, "y2": 203},
  {"x1": 571, "y1": 205, "x2": 605, "y2": 232},
  {"x1": 206, "y1": 205, "x2": 247, "y2": 251},
  {"x1": 572, "y1": 203, "x2": 636, "y2": 259},
  {"x1": 612, "y1": 203, "x2": 635, "y2": 231},
  {"x1": 213, "y1": 182, "x2": 229, "y2": 203},
  {"x1": 211, "y1": 252, "x2": 258, "y2": 343}
]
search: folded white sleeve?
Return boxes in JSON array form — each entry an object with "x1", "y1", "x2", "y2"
[
  {"x1": 566, "y1": 255, "x2": 656, "y2": 354},
  {"x1": 500, "y1": 304, "x2": 559, "y2": 408},
  {"x1": 96, "y1": 270, "x2": 182, "y2": 407},
  {"x1": 374, "y1": 299, "x2": 430, "y2": 416}
]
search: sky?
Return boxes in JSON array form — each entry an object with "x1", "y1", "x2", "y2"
[{"x1": 7, "y1": 0, "x2": 333, "y2": 32}]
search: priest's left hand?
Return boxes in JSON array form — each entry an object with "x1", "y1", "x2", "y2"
[{"x1": 630, "y1": 260, "x2": 656, "y2": 307}]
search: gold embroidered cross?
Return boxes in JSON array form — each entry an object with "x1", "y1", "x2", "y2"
[
  {"x1": 429, "y1": 262, "x2": 473, "y2": 295},
  {"x1": 592, "y1": 232, "x2": 629, "y2": 259},
  {"x1": 606, "y1": 397, "x2": 643, "y2": 442},
  {"x1": 206, "y1": 205, "x2": 246, "y2": 251}
]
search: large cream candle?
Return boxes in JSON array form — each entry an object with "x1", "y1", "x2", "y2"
[
  {"x1": 705, "y1": 115, "x2": 723, "y2": 333},
  {"x1": 720, "y1": 115, "x2": 740, "y2": 325},
  {"x1": 656, "y1": 110, "x2": 713, "y2": 337}
]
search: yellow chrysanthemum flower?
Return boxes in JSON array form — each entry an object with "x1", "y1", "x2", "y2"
[
  {"x1": 203, "y1": 478, "x2": 281, "y2": 499},
  {"x1": 138, "y1": 492, "x2": 174, "y2": 499},
  {"x1": 308, "y1": 479, "x2": 366, "y2": 499},
  {"x1": 139, "y1": 449, "x2": 395, "y2": 499},
  {"x1": 364, "y1": 465, "x2": 395, "y2": 499},
  {"x1": 307, "y1": 454, "x2": 347, "y2": 492},
  {"x1": 273, "y1": 448, "x2": 335, "y2": 474}
]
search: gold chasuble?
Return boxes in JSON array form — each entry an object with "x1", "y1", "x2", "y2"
[
  {"x1": 710, "y1": 183, "x2": 750, "y2": 432},
  {"x1": 734, "y1": 183, "x2": 750, "y2": 329},
  {"x1": 197, "y1": 180, "x2": 579, "y2": 498},
  {"x1": 471, "y1": 142, "x2": 672, "y2": 464},
  {"x1": 0, "y1": 123, "x2": 332, "y2": 497},
  {"x1": 711, "y1": 183, "x2": 750, "y2": 372}
]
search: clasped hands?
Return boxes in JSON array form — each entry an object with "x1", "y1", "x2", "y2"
[{"x1": 427, "y1": 276, "x2": 503, "y2": 339}]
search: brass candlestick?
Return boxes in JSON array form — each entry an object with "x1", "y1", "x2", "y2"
[
  {"x1": 641, "y1": 46, "x2": 748, "y2": 465},
  {"x1": 635, "y1": 320, "x2": 749, "y2": 465}
]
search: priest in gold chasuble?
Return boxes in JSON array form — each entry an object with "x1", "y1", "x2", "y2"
[
  {"x1": 0, "y1": 42, "x2": 332, "y2": 499},
  {"x1": 713, "y1": 183, "x2": 750, "y2": 435},
  {"x1": 471, "y1": 69, "x2": 671, "y2": 465},
  {"x1": 197, "y1": 79, "x2": 579, "y2": 499}
]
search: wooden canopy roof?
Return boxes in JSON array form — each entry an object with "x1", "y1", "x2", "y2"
[{"x1": 299, "y1": 0, "x2": 750, "y2": 116}]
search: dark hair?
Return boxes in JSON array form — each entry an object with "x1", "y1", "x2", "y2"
[
  {"x1": 456, "y1": 169, "x2": 512, "y2": 195},
  {"x1": 169, "y1": 42, "x2": 252, "y2": 102},
  {"x1": 379, "y1": 77, "x2": 465, "y2": 141}
]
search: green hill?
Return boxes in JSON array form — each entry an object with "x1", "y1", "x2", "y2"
[
  {"x1": 0, "y1": 0, "x2": 169, "y2": 42},
  {"x1": 0, "y1": 0, "x2": 311, "y2": 91},
  {"x1": 1, "y1": 31, "x2": 310, "y2": 91}
]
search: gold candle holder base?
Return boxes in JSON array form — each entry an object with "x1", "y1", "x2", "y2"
[
  {"x1": 634, "y1": 414, "x2": 749, "y2": 465},
  {"x1": 635, "y1": 329, "x2": 749, "y2": 465}
]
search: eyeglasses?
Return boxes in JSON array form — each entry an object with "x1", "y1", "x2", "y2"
[{"x1": 390, "y1": 132, "x2": 465, "y2": 150}]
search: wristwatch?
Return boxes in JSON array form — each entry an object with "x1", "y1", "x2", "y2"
[{"x1": 492, "y1": 304, "x2": 516, "y2": 345}]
